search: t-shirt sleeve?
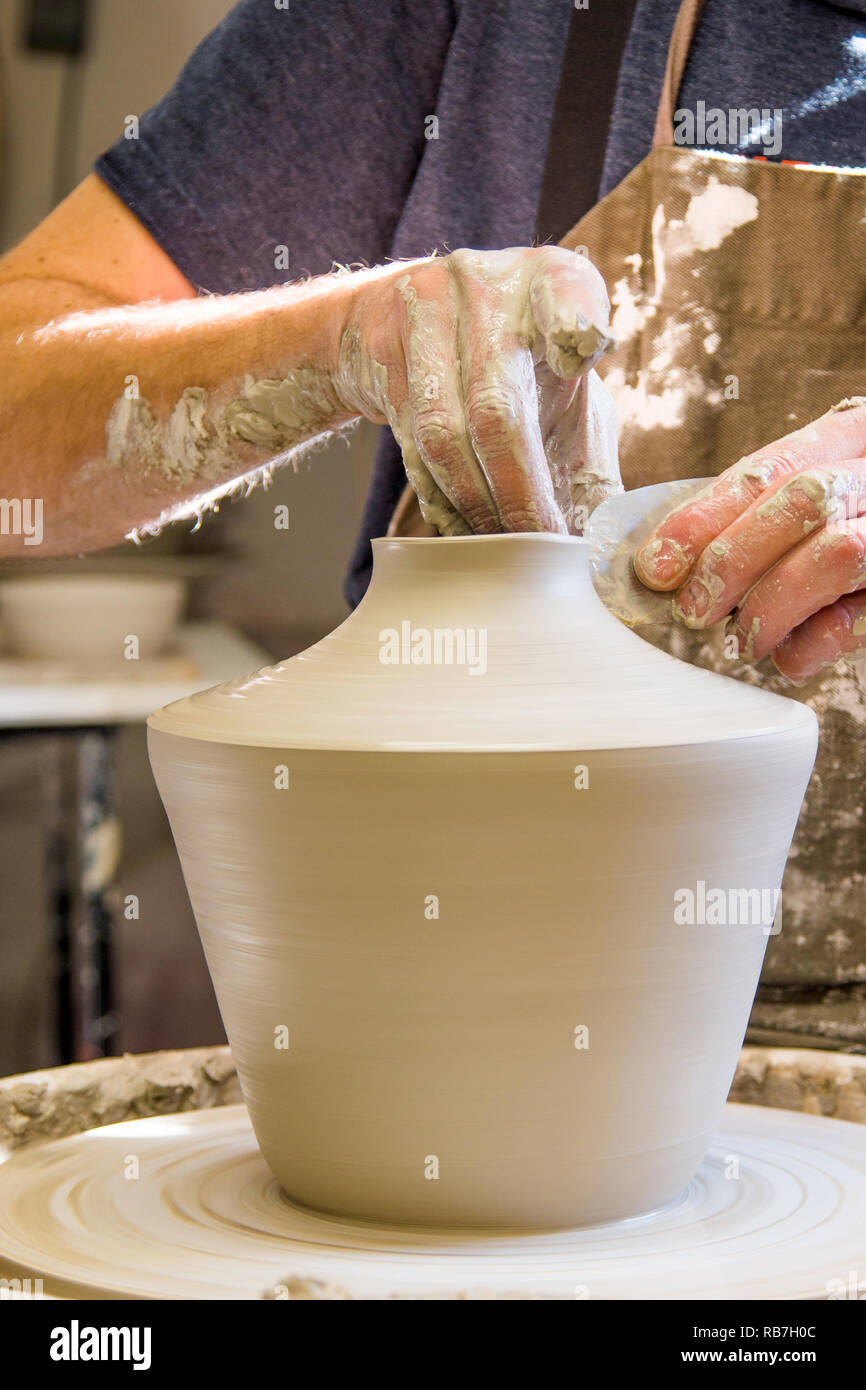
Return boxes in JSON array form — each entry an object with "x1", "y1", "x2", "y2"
[{"x1": 95, "y1": 0, "x2": 456, "y2": 294}]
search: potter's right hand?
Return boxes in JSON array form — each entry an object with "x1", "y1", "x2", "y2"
[
  {"x1": 334, "y1": 247, "x2": 621, "y2": 535},
  {"x1": 633, "y1": 401, "x2": 866, "y2": 681}
]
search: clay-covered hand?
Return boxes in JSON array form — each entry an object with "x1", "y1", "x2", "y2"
[
  {"x1": 335, "y1": 246, "x2": 620, "y2": 535},
  {"x1": 633, "y1": 400, "x2": 866, "y2": 681}
]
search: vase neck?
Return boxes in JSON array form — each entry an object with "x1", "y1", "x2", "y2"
[{"x1": 365, "y1": 535, "x2": 593, "y2": 609}]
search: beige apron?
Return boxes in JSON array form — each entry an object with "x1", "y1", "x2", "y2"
[{"x1": 394, "y1": 0, "x2": 866, "y2": 1045}]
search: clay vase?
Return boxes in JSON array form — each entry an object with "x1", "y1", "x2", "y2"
[{"x1": 148, "y1": 533, "x2": 817, "y2": 1229}]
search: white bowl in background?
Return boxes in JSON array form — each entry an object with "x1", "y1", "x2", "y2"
[{"x1": 0, "y1": 575, "x2": 186, "y2": 661}]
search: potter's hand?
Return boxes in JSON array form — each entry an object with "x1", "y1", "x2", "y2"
[
  {"x1": 336, "y1": 247, "x2": 620, "y2": 535},
  {"x1": 633, "y1": 401, "x2": 866, "y2": 681}
]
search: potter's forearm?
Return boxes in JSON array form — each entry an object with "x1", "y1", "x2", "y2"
[
  {"x1": 0, "y1": 260, "x2": 423, "y2": 555},
  {"x1": 1, "y1": 185, "x2": 618, "y2": 556}
]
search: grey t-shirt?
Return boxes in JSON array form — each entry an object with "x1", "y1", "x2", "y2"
[{"x1": 95, "y1": 0, "x2": 866, "y2": 604}]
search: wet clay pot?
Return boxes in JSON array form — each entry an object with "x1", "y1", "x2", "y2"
[{"x1": 148, "y1": 535, "x2": 817, "y2": 1229}]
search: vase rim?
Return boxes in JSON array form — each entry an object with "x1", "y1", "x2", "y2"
[{"x1": 372, "y1": 533, "x2": 588, "y2": 549}]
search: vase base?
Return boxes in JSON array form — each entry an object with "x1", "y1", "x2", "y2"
[{"x1": 270, "y1": 1170, "x2": 694, "y2": 1234}]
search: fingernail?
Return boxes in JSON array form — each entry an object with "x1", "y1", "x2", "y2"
[
  {"x1": 672, "y1": 579, "x2": 712, "y2": 628},
  {"x1": 635, "y1": 538, "x2": 690, "y2": 588},
  {"x1": 684, "y1": 581, "x2": 710, "y2": 620}
]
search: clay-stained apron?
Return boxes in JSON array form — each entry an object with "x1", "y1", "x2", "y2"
[
  {"x1": 392, "y1": 0, "x2": 866, "y2": 1031},
  {"x1": 563, "y1": 0, "x2": 866, "y2": 1030}
]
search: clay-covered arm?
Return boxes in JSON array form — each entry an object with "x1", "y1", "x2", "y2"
[
  {"x1": 633, "y1": 401, "x2": 866, "y2": 680},
  {"x1": 0, "y1": 175, "x2": 619, "y2": 557},
  {"x1": 0, "y1": 175, "x2": 411, "y2": 554}
]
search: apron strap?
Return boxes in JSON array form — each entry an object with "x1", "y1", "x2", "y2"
[{"x1": 652, "y1": 0, "x2": 706, "y2": 149}]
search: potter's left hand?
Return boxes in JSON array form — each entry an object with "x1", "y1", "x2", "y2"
[{"x1": 633, "y1": 400, "x2": 866, "y2": 681}]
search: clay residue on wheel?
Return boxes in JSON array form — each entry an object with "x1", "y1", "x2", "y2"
[{"x1": 0, "y1": 1046, "x2": 239, "y2": 1151}]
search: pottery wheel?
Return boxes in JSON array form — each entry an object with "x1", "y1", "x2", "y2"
[{"x1": 1, "y1": 1102, "x2": 864, "y2": 1300}]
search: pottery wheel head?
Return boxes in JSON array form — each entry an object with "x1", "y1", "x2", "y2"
[
  {"x1": 0, "y1": 1103, "x2": 864, "y2": 1300},
  {"x1": 587, "y1": 478, "x2": 714, "y2": 628}
]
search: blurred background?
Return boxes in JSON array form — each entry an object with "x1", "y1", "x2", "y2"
[{"x1": 0, "y1": 0, "x2": 377, "y2": 1075}]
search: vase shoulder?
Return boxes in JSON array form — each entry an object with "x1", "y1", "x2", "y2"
[{"x1": 148, "y1": 536, "x2": 817, "y2": 753}]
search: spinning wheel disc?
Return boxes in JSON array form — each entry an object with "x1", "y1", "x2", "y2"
[{"x1": 0, "y1": 1102, "x2": 864, "y2": 1300}]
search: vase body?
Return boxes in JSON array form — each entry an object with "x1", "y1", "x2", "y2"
[{"x1": 148, "y1": 535, "x2": 817, "y2": 1228}]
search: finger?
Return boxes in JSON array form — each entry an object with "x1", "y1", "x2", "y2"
[
  {"x1": 772, "y1": 592, "x2": 866, "y2": 682},
  {"x1": 466, "y1": 351, "x2": 566, "y2": 532},
  {"x1": 543, "y1": 369, "x2": 621, "y2": 532},
  {"x1": 567, "y1": 370, "x2": 621, "y2": 520},
  {"x1": 635, "y1": 399, "x2": 866, "y2": 590},
  {"x1": 728, "y1": 517, "x2": 866, "y2": 661},
  {"x1": 673, "y1": 461, "x2": 866, "y2": 627},
  {"x1": 529, "y1": 246, "x2": 614, "y2": 378},
  {"x1": 535, "y1": 364, "x2": 578, "y2": 517},
  {"x1": 451, "y1": 265, "x2": 566, "y2": 534},
  {"x1": 388, "y1": 400, "x2": 471, "y2": 537},
  {"x1": 338, "y1": 314, "x2": 468, "y2": 535},
  {"x1": 397, "y1": 266, "x2": 501, "y2": 533}
]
